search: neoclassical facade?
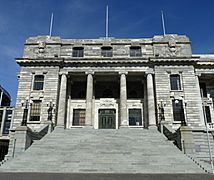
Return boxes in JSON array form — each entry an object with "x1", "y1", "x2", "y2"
[{"x1": 12, "y1": 34, "x2": 214, "y2": 131}]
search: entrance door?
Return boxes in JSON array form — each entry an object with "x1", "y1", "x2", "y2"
[{"x1": 99, "y1": 109, "x2": 116, "y2": 129}]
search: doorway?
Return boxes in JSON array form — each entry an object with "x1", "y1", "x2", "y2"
[{"x1": 99, "y1": 109, "x2": 116, "y2": 129}]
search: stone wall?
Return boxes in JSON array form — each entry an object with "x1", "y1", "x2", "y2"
[
  {"x1": 155, "y1": 65, "x2": 203, "y2": 128},
  {"x1": 12, "y1": 66, "x2": 60, "y2": 130}
]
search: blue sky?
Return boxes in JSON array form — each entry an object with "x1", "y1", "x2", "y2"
[{"x1": 1, "y1": 0, "x2": 214, "y2": 105}]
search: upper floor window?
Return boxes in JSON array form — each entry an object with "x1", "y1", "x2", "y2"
[
  {"x1": 33, "y1": 75, "x2": 44, "y2": 90},
  {"x1": 30, "y1": 100, "x2": 41, "y2": 121},
  {"x1": 170, "y1": 74, "x2": 181, "y2": 90},
  {"x1": 72, "y1": 47, "x2": 84, "y2": 57},
  {"x1": 130, "y1": 46, "x2": 142, "y2": 57},
  {"x1": 101, "y1": 47, "x2": 113, "y2": 57}
]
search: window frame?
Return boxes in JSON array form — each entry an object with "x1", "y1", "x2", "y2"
[
  {"x1": 172, "y1": 99, "x2": 185, "y2": 123},
  {"x1": 29, "y1": 100, "x2": 42, "y2": 122},
  {"x1": 72, "y1": 47, "x2": 84, "y2": 57},
  {"x1": 130, "y1": 46, "x2": 142, "y2": 57},
  {"x1": 101, "y1": 46, "x2": 113, "y2": 57},
  {"x1": 33, "y1": 75, "x2": 44, "y2": 91},
  {"x1": 128, "y1": 108, "x2": 143, "y2": 126},
  {"x1": 72, "y1": 109, "x2": 86, "y2": 126},
  {"x1": 170, "y1": 74, "x2": 182, "y2": 91}
]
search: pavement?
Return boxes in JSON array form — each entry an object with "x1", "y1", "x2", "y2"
[{"x1": 0, "y1": 173, "x2": 213, "y2": 180}]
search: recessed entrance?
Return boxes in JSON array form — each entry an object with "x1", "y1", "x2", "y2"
[{"x1": 99, "y1": 109, "x2": 116, "y2": 129}]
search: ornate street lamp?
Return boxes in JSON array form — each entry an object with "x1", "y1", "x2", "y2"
[
  {"x1": 21, "y1": 98, "x2": 31, "y2": 126},
  {"x1": 47, "y1": 101, "x2": 54, "y2": 122},
  {"x1": 158, "y1": 99, "x2": 165, "y2": 123}
]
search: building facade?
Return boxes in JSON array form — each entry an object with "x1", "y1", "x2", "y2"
[
  {"x1": 0, "y1": 85, "x2": 13, "y2": 161},
  {"x1": 11, "y1": 34, "x2": 214, "y2": 132}
]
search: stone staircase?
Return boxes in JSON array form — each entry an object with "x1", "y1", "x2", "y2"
[
  {"x1": 191, "y1": 131, "x2": 214, "y2": 173},
  {"x1": 0, "y1": 128, "x2": 204, "y2": 173}
]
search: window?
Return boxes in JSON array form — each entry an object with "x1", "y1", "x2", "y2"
[
  {"x1": 130, "y1": 46, "x2": 142, "y2": 57},
  {"x1": 3, "y1": 110, "x2": 12, "y2": 135},
  {"x1": 72, "y1": 47, "x2": 84, "y2": 57},
  {"x1": 33, "y1": 75, "x2": 44, "y2": 90},
  {"x1": 205, "y1": 106, "x2": 211, "y2": 123},
  {"x1": 172, "y1": 100, "x2": 185, "y2": 122},
  {"x1": 170, "y1": 75, "x2": 181, "y2": 90},
  {"x1": 30, "y1": 100, "x2": 41, "y2": 121},
  {"x1": 129, "y1": 109, "x2": 142, "y2": 126},
  {"x1": 73, "y1": 109, "x2": 85, "y2": 126},
  {"x1": 101, "y1": 47, "x2": 113, "y2": 57},
  {"x1": 200, "y1": 83, "x2": 207, "y2": 97}
]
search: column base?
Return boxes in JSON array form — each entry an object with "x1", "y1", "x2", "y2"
[
  {"x1": 148, "y1": 125, "x2": 157, "y2": 130},
  {"x1": 55, "y1": 125, "x2": 65, "y2": 129},
  {"x1": 119, "y1": 125, "x2": 129, "y2": 129}
]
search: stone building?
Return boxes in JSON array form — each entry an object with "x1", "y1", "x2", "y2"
[
  {"x1": 12, "y1": 34, "x2": 214, "y2": 130},
  {"x1": 1, "y1": 34, "x2": 214, "y2": 173},
  {"x1": 0, "y1": 85, "x2": 13, "y2": 161}
]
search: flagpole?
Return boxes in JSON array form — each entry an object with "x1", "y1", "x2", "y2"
[
  {"x1": 161, "y1": 10, "x2": 166, "y2": 36},
  {"x1": 49, "y1": 13, "x2": 54, "y2": 37},
  {"x1": 106, "y1": 5, "x2": 109, "y2": 38}
]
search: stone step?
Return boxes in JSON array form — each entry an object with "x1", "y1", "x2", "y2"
[{"x1": 0, "y1": 128, "x2": 204, "y2": 173}]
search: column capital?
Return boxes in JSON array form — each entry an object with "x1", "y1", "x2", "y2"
[
  {"x1": 195, "y1": 72, "x2": 202, "y2": 77},
  {"x1": 59, "y1": 71, "x2": 68, "y2": 75},
  {"x1": 85, "y1": 71, "x2": 94, "y2": 75},
  {"x1": 119, "y1": 71, "x2": 128, "y2": 75},
  {"x1": 145, "y1": 69, "x2": 154, "y2": 75}
]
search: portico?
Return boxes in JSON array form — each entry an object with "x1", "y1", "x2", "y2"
[{"x1": 57, "y1": 71, "x2": 156, "y2": 129}]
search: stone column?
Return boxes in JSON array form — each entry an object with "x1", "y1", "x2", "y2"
[
  {"x1": 57, "y1": 73, "x2": 67, "y2": 127},
  {"x1": 85, "y1": 72, "x2": 94, "y2": 127},
  {"x1": 120, "y1": 72, "x2": 128, "y2": 127},
  {"x1": 195, "y1": 75, "x2": 205, "y2": 126},
  {"x1": 147, "y1": 73, "x2": 156, "y2": 127}
]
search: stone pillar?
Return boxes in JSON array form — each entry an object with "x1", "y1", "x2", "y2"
[
  {"x1": 147, "y1": 73, "x2": 156, "y2": 127},
  {"x1": 120, "y1": 72, "x2": 128, "y2": 127},
  {"x1": 85, "y1": 72, "x2": 94, "y2": 127},
  {"x1": 178, "y1": 126, "x2": 195, "y2": 154},
  {"x1": 195, "y1": 75, "x2": 205, "y2": 126},
  {"x1": 57, "y1": 73, "x2": 67, "y2": 127}
]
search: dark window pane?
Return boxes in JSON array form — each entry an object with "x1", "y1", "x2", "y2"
[
  {"x1": 200, "y1": 83, "x2": 207, "y2": 97},
  {"x1": 72, "y1": 47, "x2": 84, "y2": 57},
  {"x1": 73, "y1": 109, "x2": 85, "y2": 126},
  {"x1": 33, "y1": 75, "x2": 44, "y2": 90},
  {"x1": 3, "y1": 110, "x2": 12, "y2": 135},
  {"x1": 101, "y1": 47, "x2": 113, "y2": 57},
  {"x1": 170, "y1": 75, "x2": 181, "y2": 90},
  {"x1": 205, "y1": 106, "x2": 211, "y2": 123},
  {"x1": 130, "y1": 46, "x2": 142, "y2": 57},
  {"x1": 172, "y1": 100, "x2": 185, "y2": 122},
  {"x1": 30, "y1": 100, "x2": 41, "y2": 121},
  {"x1": 129, "y1": 109, "x2": 142, "y2": 126}
]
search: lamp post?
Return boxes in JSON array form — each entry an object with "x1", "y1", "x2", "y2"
[
  {"x1": 158, "y1": 99, "x2": 165, "y2": 123},
  {"x1": 47, "y1": 101, "x2": 54, "y2": 122},
  {"x1": 21, "y1": 98, "x2": 31, "y2": 126}
]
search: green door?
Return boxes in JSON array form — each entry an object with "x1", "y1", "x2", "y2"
[{"x1": 99, "y1": 109, "x2": 116, "y2": 129}]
